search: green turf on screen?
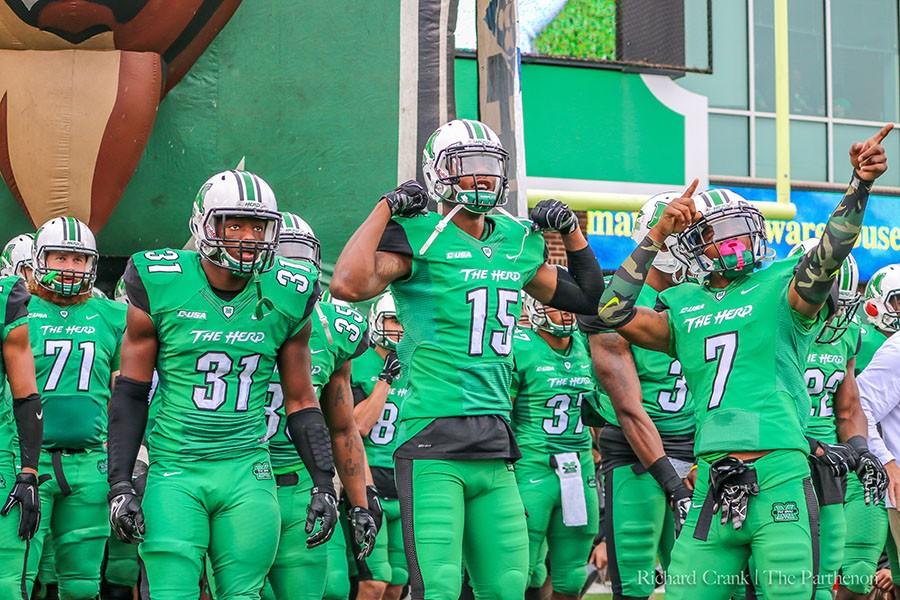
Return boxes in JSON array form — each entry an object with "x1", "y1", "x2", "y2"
[{"x1": 533, "y1": 0, "x2": 616, "y2": 61}]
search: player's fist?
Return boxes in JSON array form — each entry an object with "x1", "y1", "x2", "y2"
[
  {"x1": 668, "y1": 483, "x2": 692, "y2": 537},
  {"x1": 530, "y1": 199, "x2": 578, "y2": 234},
  {"x1": 349, "y1": 506, "x2": 379, "y2": 560},
  {"x1": 383, "y1": 180, "x2": 429, "y2": 217},
  {"x1": 649, "y1": 180, "x2": 700, "y2": 241},
  {"x1": 378, "y1": 351, "x2": 401, "y2": 385},
  {"x1": 305, "y1": 486, "x2": 339, "y2": 548},
  {"x1": 857, "y1": 451, "x2": 888, "y2": 505},
  {"x1": 850, "y1": 123, "x2": 892, "y2": 182},
  {"x1": 1, "y1": 472, "x2": 42, "y2": 540},
  {"x1": 108, "y1": 481, "x2": 145, "y2": 544},
  {"x1": 366, "y1": 484, "x2": 384, "y2": 531}
]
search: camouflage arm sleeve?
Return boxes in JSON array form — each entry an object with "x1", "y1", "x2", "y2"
[
  {"x1": 794, "y1": 174, "x2": 872, "y2": 305},
  {"x1": 595, "y1": 234, "x2": 661, "y2": 328}
]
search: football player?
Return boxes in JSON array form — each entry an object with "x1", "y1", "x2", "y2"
[
  {"x1": 0, "y1": 255, "x2": 43, "y2": 598},
  {"x1": 22, "y1": 217, "x2": 126, "y2": 599},
  {"x1": 581, "y1": 193, "x2": 695, "y2": 600},
  {"x1": 262, "y1": 211, "x2": 376, "y2": 600},
  {"x1": 351, "y1": 291, "x2": 408, "y2": 600},
  {"x1": 593, "y1": 123, "x2": 892, "y2": 600},
  {"x1": 1, "y1": 233, "x2": 35, "y2": 281},
  {"x1": 106, "y1": 170, "x2": 342, "y2": 599},
  {"x1": 510, "y1": 294, "x2": 598, "y2": 598},
  {"x1": 330, "y1": 118, "x2": 604, "y2": 599},
  {"x1": 839, "y1": 265, "x2": 900, "y2": 600}
]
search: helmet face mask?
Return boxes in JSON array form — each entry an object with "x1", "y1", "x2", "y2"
[
  {"x1": 33, "y1": 217, "x2": 98, "y2": 296},
  {"x1": 368, "y1": 293, "x2": 402, "y2": 350},
  {"x1": 423, "y1": 120, "x2": 510, "y2": 214},
  {"x1": 676, "y1": 203, "x2": 768, "y2": 278},
  {"x1": 191, "y1": 170, "x2": 281, "y2": 276},
  {"x1": 277, "y1": 212, "x2": 320, "y2": 268},
  {"x1": 525, "y1": 294, "x2": 576, "y2": 338}
]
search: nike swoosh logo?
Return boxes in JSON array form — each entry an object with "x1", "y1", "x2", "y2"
[
  {"x1": 162, "y1": 471, "x2": 182, "y2": 477},
  {"x1": 85, "y1": 314, "x2": 99, "y2": 320},
  {"x1": 600, "y1": 297, "x2": 620, "y2": 313},
  {"x1": 740, "y1": 284, "x2": 761, "y2": 295},
  {"x1": 35, "y1": 410, "x2": 42, "y2": 420},
  {"x1": 529, "y1": 478, "x2": 542, "y2": 484},
  {"x1": 310, "y1": 349, "x2": 325, "y2": 354}
]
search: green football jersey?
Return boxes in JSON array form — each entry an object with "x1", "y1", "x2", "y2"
[
  {"x1": 265, "y1": 302, "x2": 367, "y2": 474},
  {"x1": 510, "y1": 327, "x2": 594, "y2": 455},
  {"x1": 855, "y1": 318, "x2": 889, "y2": 374},
  {"x1": 351, "y1": 347, "x2": 408, "y2": 470},
  {"x1": 128, "y1": 249, "x2": 319, "y2": 462},
  {"x1": 28, "y1": 295, "x2": 125, "y2": 449},
  {"x1": 596, "y1": 285, "x2": 695, "y2": 436},
  {"x1": 388, "y1": 212, "x2": 545, "y2": 448},
  {"x1": 0, "y1": 277, "x2": 30, "y2": 460},
  {"x1": 804, "y1": 323, "x2": 859, "y2": 443},
  {"x1": 658, "y1": 257, "x2": 823, "y2": 457}
]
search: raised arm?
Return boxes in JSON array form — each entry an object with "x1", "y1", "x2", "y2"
[
  {"x1": 523, "y1": 200, "x2": 605, "y2": 313},
  {"x1": 790, "y1": 124, "x2": 893, "y2": 318},
  {"x1": 330, "y1": 182, "x2": 426, "y2": 302}
]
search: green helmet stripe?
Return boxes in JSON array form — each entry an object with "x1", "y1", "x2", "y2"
[
  {"x1": 240, "y1": 171, "x2": 257, "y2": 202},
  {"x1": 460, "y1": 119, "x2": 477, "y2": 139},
  {"x1": 65, "y1": 217, "x2": 76, "y2": 241},
  {"x1": 708, "y1": 190, "x2": 724, "y2": 206},
  {"x1": 470, "y1": 120, "x2": 485, "y2": 140}
]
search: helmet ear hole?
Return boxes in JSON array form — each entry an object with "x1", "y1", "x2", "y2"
[{"x1": 865, "y1": 301, "x2": 880, "y2": 317}]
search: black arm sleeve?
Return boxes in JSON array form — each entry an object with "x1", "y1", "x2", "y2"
[
  {"x1": 5, "y1": 279, "x2": 29, "y2": 326},
  {"x1": 287, "y1": 408, "x2": 337, "y2": 494},
  {"x1": 351, "y1": 385, "x2": 367, "y2": 406},
  {"x1": 548, "y1": 247, "x2": 605, "y2": 314},
  {"x1": 107, "y1": 376, "x2": 152, "y2": 486},
  {"x1": 12, "y1": 394, "x2": 42, "y2": 470},
  {"x1": 377, "y1": 220, "x2": 414, "y2": 257},
  {"x1": 301, "y1": 280, "x2": 321, "y2": 323},
  {"x1": 123, "y1": 258, "x2": 151, "y2": 314}
]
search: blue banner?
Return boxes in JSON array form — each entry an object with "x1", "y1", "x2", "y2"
[{"x1": 586, "y1": 186, "x2": 900, "y2": 281}]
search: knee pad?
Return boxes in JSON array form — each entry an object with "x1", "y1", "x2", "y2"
[
  {"x1": 58, "y1": 577, "x2": 100, "y2": 599},
  {"x1": 552, "y1": 564, "x2": 588, "y2": 595},
  {"x1": 390, "y1": 565, "x2": 409, "y2": 587}
]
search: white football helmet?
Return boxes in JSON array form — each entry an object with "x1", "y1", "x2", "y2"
[
  {"x1": 1, "y1": 233, "x2": 35, "y2": 279},
  {"x1": 633, "y1": 192, "x2": 684, "y2": 276},
  {"x1": 674, "y1": 188, "x2": 770, "y2": 278},
  {"x1": 422, "y1": 119, "x2": 509, "y2": 213},
  {"x1": 189, "y1": 170, "x2": 281, "y2": 275},
  {"x1": 789, "y1": 238, "x2": 860, "y2": 343},
  {"x1": 278, "y1": 212, "x2": 320, "y2": 267},
  {"x1": 368, "y1": 291, "x2": 402, "y2": 350},
  {"x1": 33, "y1": 217, "x2": 98, "y2": 296},
  {"x1": 864, "y1": 264, "x2": 900, "y2": 332},
  {"x1": 524, "y1": 293, "x2": 576, "y2": 337}
]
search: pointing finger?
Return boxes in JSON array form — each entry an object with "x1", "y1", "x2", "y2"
[
  {"x1": 873, "y1": 123, "x2": 894, "y2": 144},
  {"x1": 682, "y1": 178, "x2": 699, "y2": 198}
]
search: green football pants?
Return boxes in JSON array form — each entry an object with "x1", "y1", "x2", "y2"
[
  {"x1": 0, "y1": 451, "x2": 28, "y2": 599},
  {"x1": 602, "y1": 463, "x2": 676, "y2": 599},
  {"x1": 815, "y1": 503, "x2": 844, "y2": 600},
  {"x1": 104, "y1": 535, "x2": 139, "y2": 587},
  {"x1": 264, "y1": 469, "x2": 328, "y2": 600},
  {"x1": 666, "y1": 450, "x2": 817, "y2": 600},
  {"x1": 26, "y1": 449, "x2": 109, "y2": 599},
  {"x1": 515, "y1": 450, "x2": 598, "y2": 595},
  {"x1": 323, "y1": 515, "x2": 351, "y2": 600},
  {"x1": 37, "y1": 534, "x2": 56, "y2": 585},
  {"x1": 395, "y1": 458, "x2": 529, "y2": 600},
  {"x1": 841, "y1": 474, "x2": 887, "y2": 593},
  {"x1": 139, "y1": 449, "x2": 280, "y2": 600},
  {"x1": 357, "y1": 497, "x2": 408, "y2": 585}
]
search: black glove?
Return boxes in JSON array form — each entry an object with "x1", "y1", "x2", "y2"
[
  {"x1": 367, "y1": 485, "x2": 383, "y2": 532},
  {"x1": 349, "y1": 506, "x2": 379, "y2": 560},
  {"x1": 378, "y1": 351, "x2": 401, "y2": 385},
  {"x1": 847, "y1": 435, "x2": 888, "y2": 505},
  {"x1": 305, "y1": 486, "x2": 339, "y2": 548},
  {"x1": 809, "y1": 438, "x2": 858, "y2": 477},
  {"x1": 670, "y1": 485, "x2": 692, "y2": 537},
  {"x1": 383, "y1": 180, "x2": 429, "y2": 217},
  {"x1": 646, "y1": 457, "x2": 692, "y2": 536},
  {"x1": 108, "y1": 480, "x2": 145, "y2": 543},
  {"x1": 529, "y1": 199, "x2": 578, "y2": 234},
  {"x1": 1, "y1": 472, "x2": 42, "y2": 540}
]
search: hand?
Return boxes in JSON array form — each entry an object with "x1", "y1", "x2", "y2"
[
  {"x1": 348, "y1": 506, "x2": 378, "y2": 560},
  {"x1": 811, "y1": 440, "x2": 858, "y2": 477},
  {"x1": 378, "y1": 351, "x2": 401, "y2": 385},
  {"x1": 684, "y1": 466, "x2": 697, "y2": 491},
  {"x1": 529, "y1": 199, "x2": 578, "y2": 234},
  {"x1": 669, "y1": 483, "x2": 692, "y2": 536},
  {"x1": 382, "y1": 180, "x2": 429, "y2": 217},
  {"x1": 305, "y1": 486, "x2": 339, "y2": 548},
  {"x1": 875, "y1": 568, "x2": 894, "y2": 593},
  {"x1": 108, "y1": 481, "x2": 145, "y2": 543},
  {"x1": 648, "y1": 179, "x2": 700, "y2": 241},
  {"x1": 850, "y1": 123, "x2": 892, "y2": 182},
  {"x1": 885, "y1": 460, "x2": 900, "y2": 507},
  {"x1": 1, "y1": 472, "x2": 42, "y2": 540},
  {"x1": 857, "y1": 451, "x2": 889, "y2": 505},
  {"x1": 366, "y1": 484, "x2": 383, "y2": 531},
  {"x1": 590, "y1": 541, "x2": 608, "y2": 570}
]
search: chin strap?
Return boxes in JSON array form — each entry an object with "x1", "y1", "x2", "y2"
[
  {"x1": 418, "y1": 203, "x2": 465, "y2": 256},
  {"x1": 253, "y1": 272, "x2": 274, "y2": 320},
  {"x1": 315, "y1": 302, "x2": 333, "y2": 344}
]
